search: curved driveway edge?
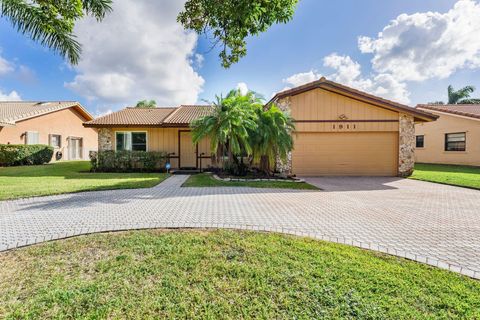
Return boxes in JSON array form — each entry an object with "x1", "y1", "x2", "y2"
[{"x1": 1, "y1": 175, "x2": 479, "y2": 279}]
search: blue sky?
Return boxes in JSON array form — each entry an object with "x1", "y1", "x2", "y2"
[{"x1": 1, "y1": 0, "x2": 478, "y2": 115}]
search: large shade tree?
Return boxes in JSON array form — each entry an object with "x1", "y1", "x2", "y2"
[
  {"x1": 2, "y1": 0, "x2": 299, "y2": 68},
  {"x1": 178, "y1": 0, "x2": 299, "y2": 68}
]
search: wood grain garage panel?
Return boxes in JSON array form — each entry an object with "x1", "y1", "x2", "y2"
[{"x1": 292, "y1": 132, "x2": 398, "y2": 176}]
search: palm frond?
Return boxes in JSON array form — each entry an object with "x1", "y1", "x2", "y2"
[{"x1": 1, "y1": 0, "x2": 112, "y2": 64}]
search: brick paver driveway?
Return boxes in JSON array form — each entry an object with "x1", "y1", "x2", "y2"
[{"x1": 1, "y1": 175, "x2": 479, "y2": 279}]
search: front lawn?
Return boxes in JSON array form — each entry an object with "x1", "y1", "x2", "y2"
[
  {"x1": 0, "y1": 161, "x2": 168, "y2": 200},
  {"x1": 183, "y1": 173, "x2": 318, "y2": 190},
  {"x1": 0, "y1": 230, "x2": 479, "y2": 319},
  {"x1": 411, "y1": 163, "x2": 480, "y2": 190}
]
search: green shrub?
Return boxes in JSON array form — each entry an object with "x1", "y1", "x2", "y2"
[
  {"x1": 0, "y1": 144, "x2": 54, "y2": 166},
  {"x1": 90, "y1": 150, "x2": 167, "y2": 172}
]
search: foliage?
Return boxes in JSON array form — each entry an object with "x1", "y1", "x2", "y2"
[
  {"x1": 0, "y1": 161, "x2": 167, "y2": 200},
  {"x1": 190, "y1": 89, "x2": 258, "y2": 168},
  {"x1": 249, "y1": 104, "x2": 295, "y2": 174},
  {"x1": 191, "y1": 89, "x2": 295, "y2": 175},
  {"x1": 411, "y1": 163, "x2": 480, "y2": 190},
  {"x1": 1, "y1": 229, "x2": 479, "y2": 318},
  {"x1": 445, "y1": 85, "x2": 480, "y2": 104},
  {"x1": 91, "y1": 150, "x2": 168, "y2": 172},
  {"x1": 0, "y1": 144, "x2": 53, "y2": 166},
  {"x1": 183, "y1": 173, "x2": 318, "y2": 190},
  {"x1": 178, "y1": 0, "x2": 299, "y2": 68},
  {"x1": 0, "y1": 0, "x2": 112, "y2": 65},
  {"x1": 135, "y1": 99, "x2": 157, "y2": 108}
]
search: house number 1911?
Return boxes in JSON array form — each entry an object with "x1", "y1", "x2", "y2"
[{"x1": 332, "y1": 124, "x2": 357, "y2": 130}]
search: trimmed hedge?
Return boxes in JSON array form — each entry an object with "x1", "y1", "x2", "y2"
[
  {"x1": 90, "y1": 150, "x2": 168, "y2": 172},
  {"x1": 0, "y1": 144, "x2": 54, "y2": 166}
]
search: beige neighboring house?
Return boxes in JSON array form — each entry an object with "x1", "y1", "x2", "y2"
[
  {"x1": 85, "y1": 78, "x2": 437, "y2": 177},
  {"x1": 415, "y1": 104, "x2": 480, "y2": 166},
  {"x1": 0, "y1": 101, "x2": 97, "y2": 161}
]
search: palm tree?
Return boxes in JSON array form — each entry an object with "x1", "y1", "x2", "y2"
[
  {"x1": 135, "y1": 100, "x2": 157, "y2": 108},
  {"x1": 447, "y1": 85, "x2": 480, "y2": 104},
  {"x1": 1, "y1": 0, "x2": 112, "y2": 65},
  {"x1": 190, "y1": 89, "x2": 258, "y2": 168},
  {"x1": 249, "y1": 104, "x2": 295, "y2": 175}
]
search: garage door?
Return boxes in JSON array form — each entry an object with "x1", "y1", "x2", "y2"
[{"x1": 292, "y1": 132, "x2": 398, "y2": 176}]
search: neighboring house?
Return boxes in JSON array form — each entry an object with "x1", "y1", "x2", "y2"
[
  {"x1": 415, "y1": 104, "x2": 480, "y2": 166},
  {"x1": 0, "y1": 101, "x2": 97, "y2": 161},
  {"x1": 85, "y1": 78, "x2": 437, "y2": 177}
]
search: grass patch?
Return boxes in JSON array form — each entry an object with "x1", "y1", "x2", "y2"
[
  {"x1": 0, "y1": 229, "x2": 479, "y2": 319},
  {"x1": 0, "y1": 161, "x2": 168, "y2": 200},
  {"x1": 411, "y1": 163, "x2": 480, "y2": 189},
  {"x1": 182, "y1": 173, "x2": 318, "y2": 190}
]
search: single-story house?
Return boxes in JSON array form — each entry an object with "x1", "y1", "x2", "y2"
[
  {"x1": 415, "y1": 104, "x2": 480, "y2": 166},
  {"x1": 0, "y1": 101, "x2": 97, "y2": 161},
  {"x1": 84, "y1": 105, "x2": 214, "y2": 170},
  {"x1": 84, "y1": 78, "x2": 437, "y2": 176}
]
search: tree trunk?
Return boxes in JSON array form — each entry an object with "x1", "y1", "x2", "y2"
[{"x1": 260, "y1": 155, "x2": 270, "y2": 176}]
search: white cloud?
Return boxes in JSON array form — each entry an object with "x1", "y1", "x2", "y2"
[
  {"x1": 0, "y1": 89, "x2": 21, "y2": 101},
  {"x1": 236, "y1": 82, "x2": 248, "y2": 95},
  {"x1": 0, "y1": 52, "x2": 14, "y2": 75},
  {"x1": 358, "y1": 0, "x2": 480, "y2": 81},
  {"x1": 65, "y1": 0, "x2": 204, "y2": 111},
  {"x1": 94, "y1": 108, "x2": 113, "y2": 118},
  {"x1": 282, "y1": 53, "x2": 410, "y2": 104},
  {"x1": 283, "y1": 70, "x2": 320, "y2": 87},
  {"x1": 323, "y1": 53, "x2": 410, "y2": 104}
]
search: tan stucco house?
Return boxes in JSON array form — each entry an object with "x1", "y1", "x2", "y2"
[
  {"x1": 415, "y1": 104, "x2": 480, "y2": 166},
  {"x1": 0, "y1": 101, "x2": 97, "y2": 161},
  {"x1": 84, "y1": 78, "x2": 437, "y2": 177}
]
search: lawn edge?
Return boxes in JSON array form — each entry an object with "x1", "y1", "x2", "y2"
[
  {"x1": 0, "y1": 174, "x2": 170, "y2": 202},
  {"x1": 1, "y1": 226, "x2": 477, "y2": 280},
  {"x1": 409, "y1": 177, "x2": 480, "y2": 191}
]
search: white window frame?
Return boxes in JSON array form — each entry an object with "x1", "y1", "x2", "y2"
[
  {"x1": 25, "y1": 131, "x2": 39, "y2": 145},
  {"x1": 115, "y1": 131, "x2": 148, "y2": 152},
  {"x1": 49, "y1": 134, "x2": 62, "y2": 148}
]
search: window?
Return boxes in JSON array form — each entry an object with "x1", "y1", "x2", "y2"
[
  {"x1": 416, "y1": 135, "x2": 424, "y2": 148},
  {"x1": 49, "y1": 134, "x2": 61, "y2": 148},
  {"x1": 116, "y1": 132, "x2": 147, "y2": 151},
  {"x1": 25, "y1": 131, "x2": 39, "y2": 145},
  {"x1": 445, "y1": 133, "x2": 466, "y2": 151}
]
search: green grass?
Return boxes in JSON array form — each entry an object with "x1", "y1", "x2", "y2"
[
  {"x1": 0, "y1": 161, "x2": 168, "y2": 200},
  {"x1": 183, "y1": 173, "x2": 318, "y2": 190},
  {"x1": 0, "y1": 230, "x2": 478, "y2": 319},
  {"x1": 411, "y1": 163, "x2": 480, "y2": 190}
]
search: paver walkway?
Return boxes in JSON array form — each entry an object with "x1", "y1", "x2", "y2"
[{"x1": 1, "y1": 175, "x2": 479, "y2": 279}]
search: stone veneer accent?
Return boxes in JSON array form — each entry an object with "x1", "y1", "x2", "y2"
[
  {"x1": 274, "y1": 97, "x2": 293, "y2": 175},
  {"x1": 398, "y1": 113, "x2": 415, "y2": 177},
  {"x1": 98, "y1": 128, "x2": 114, "y2": 151}
]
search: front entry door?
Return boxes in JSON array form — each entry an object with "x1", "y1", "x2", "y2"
[{"x1": 179, "y1": 131, "x2": 196, "y2": 168}]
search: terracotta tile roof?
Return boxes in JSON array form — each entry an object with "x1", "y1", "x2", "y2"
[
  {"x1": 163, "y1": 105, "x2": 213, "y2": 125},
  {"x1": 268, "y1": 77, "x2": 438, "y2": 122},
  {"x1": 416, "y1": 104, "x2": 480, "y2": 120},
  {"x1": 84, "y1": 107, "x2": 176, "y2": 127},
  {"x1": 0, "y1": 101, "x2": 92, "y2": 126}
]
